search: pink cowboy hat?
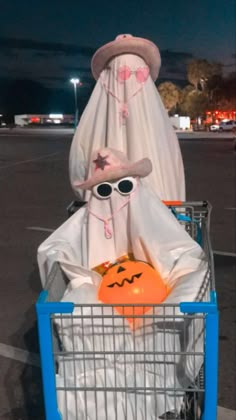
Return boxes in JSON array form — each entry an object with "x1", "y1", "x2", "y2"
[
  {"x1": 74, "y1": 148, "x2": 152, "y2": 190},
  {"x1": 91, "y1": 34, "x2": 161, "y2": 82}
]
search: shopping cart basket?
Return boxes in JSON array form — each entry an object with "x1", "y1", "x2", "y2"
[{"x1": 36, "y1": 201, "x2": 218, "y2": 420}]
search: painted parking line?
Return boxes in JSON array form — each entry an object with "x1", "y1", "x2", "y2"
[
  {"x1": 224, "y1": 207, "x2": 236, "y2": 211},
  {"x1": 218, "y1": 406, "x2": 236, "y2": 419},
  {"x1": 213, "y1": 250, "x2": 236, "y2": 257},
  {"x1": 0, "y1": 151, "x2": 61, "y2": 170},
  {"x1": 0, "y1": 343, "x2": 40, "y2": 367},
  {"x1": 26, "y1": 226, "x2": 54, "y2": 233}
]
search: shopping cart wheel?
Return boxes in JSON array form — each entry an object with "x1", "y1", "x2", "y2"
[
  {"x1": 179, "y1": 364, "x2": 204, "y2": 419},
  {"x1": 180, "y1": 392, "x2": 201, "y2": 419}
]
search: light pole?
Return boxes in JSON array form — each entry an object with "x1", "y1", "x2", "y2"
[{"x1": 70, "y1": 78, "x2": 80, "y2": 128}]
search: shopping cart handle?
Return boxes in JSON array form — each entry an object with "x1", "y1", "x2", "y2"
[
  {"x1": 163, "y1": 200, "x2": 209, "y2": 207},
  {"x1": 180, "y1": 291, "x2": 218, "y2": 313},
  {"x1": 163, "y1": 201, "x2": 183, "y2": 206},
  {"x1": 36, "y1": 290, "x2": 74, "y2": 314}
]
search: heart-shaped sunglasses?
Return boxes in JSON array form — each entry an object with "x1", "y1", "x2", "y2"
[{"x1": 107, "y1": 65, "x2": 150, "y2": 84}]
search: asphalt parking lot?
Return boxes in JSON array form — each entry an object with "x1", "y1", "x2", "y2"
[{"x1": 0, "y1": 128, "x2": 235, "y2": 419}]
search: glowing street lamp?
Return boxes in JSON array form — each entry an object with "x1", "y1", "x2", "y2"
[{"x1": 70, "y1": 78, "x2": 80, "y2": 128}]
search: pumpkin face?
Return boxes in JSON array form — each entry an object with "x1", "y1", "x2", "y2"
[{"x1": 98, "y1": 260, "x2": 168, "y2": 328}]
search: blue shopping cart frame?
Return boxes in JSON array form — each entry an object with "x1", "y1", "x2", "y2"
[
  {"x1": 180, "y1": 290, "x2": 219, "y2": 420},
  {"x1": 36, "y1": 290, "x2": 218, "y2": 420}
]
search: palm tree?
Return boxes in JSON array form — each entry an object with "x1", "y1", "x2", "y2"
[{"x1": 187, "y1": 59, "x2": 222, "y2": 92}]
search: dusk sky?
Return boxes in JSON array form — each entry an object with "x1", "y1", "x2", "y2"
[{"x1": 0, "y1": 0, "x2": 235, "y2": 112}]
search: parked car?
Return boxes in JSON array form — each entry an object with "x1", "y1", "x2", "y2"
[
  {"x1": 209, "y1": 124, "x2": 220, "y2": 132},
  {"x1": 219, "y1": 120, "x2": 236, "y2": 132}
]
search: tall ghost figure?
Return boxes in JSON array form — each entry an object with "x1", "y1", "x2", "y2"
[{"x1": 69, "y1": 34, "x2": 185, "y2": 201}]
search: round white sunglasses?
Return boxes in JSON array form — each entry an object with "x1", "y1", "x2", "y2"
[{"x1": 92, "y1": 177, "x2": 138, "y2": 199}]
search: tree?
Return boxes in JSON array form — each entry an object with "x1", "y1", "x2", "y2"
[
  {"x1": 180, "y1": 90, "x2": 209, "y2": 119},
  {"x1": 206, "y1": 74, "x2": 224, "y2": 105},
  {"x1": 222, "y1": 72, "x2": 236, "y2": 107},
  {"x1": 187, "y1": 59, "x2": 222, "y2": 91},
  {"x1": 157, "y1": 82, "x2": 180, "y2": 113},
  {"x1": 216, "y1": 97, "x2": 236, "y2": 111},
  {"x1": 206, "y1": 72, "x2": 236, "y2": 110},
  {"x1": 179, "y1": 85, "x2": 195, "y2": 108}
]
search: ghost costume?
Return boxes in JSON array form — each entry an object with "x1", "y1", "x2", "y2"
[
  {"x1": 38, "y1": 149, "x2": 208, "y2": 419},
  {"x1": 38, "y1": 181, "x2": 207, "y2": 300},
  {"x1": 69, "y1": 35, "x2": 185, "y2": 201}
]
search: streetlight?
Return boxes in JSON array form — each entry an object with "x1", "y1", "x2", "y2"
[{"x1": 70, "y1": 78, "x2": 80, "y2": 128}]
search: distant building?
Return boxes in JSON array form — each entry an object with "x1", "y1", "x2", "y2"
[
  {"x1": 169, "y1": 115, "x2": 191, "y2": 131},
  {"x1": 0, "y1": 114, "x2": 6, "y2": 126},
  {"x1": 205, "y1": 110, "x2": 236, "y2": 124},
  {"x1": 14, "y1": 114, "x2": 74, "y2": 127}
]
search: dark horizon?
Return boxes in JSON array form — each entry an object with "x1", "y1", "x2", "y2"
[
  {"x1": 0, "y1": 0, "x2": 235, "y2": 116},
  {"x1": 1, "y1": 0, "x2": 235, "y2": 83}
]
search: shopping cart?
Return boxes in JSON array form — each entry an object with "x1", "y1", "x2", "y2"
[{"x1": 36, "y1": 201, "x2": 219, "y2": 420}]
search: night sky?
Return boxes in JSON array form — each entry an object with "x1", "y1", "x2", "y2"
[{"x1": 0, "y1": 0, "x2": 235, "y2": 114}]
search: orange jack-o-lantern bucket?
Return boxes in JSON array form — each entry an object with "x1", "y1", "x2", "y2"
[{"x1": 98, "y1": 260, "x2": 168, "y2": 328}]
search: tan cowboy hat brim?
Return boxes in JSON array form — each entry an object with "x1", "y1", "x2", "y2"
[
  {"x1": 74, "y1": 158, "x2": 152, "y2": 190},
  {"x1": 91, "y1": 36, "x2": 161, "y2": 82}
]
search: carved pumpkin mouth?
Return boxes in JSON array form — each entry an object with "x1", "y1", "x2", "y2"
[
  {"x1": 98, "y1": 260, "x2": 168, "y2": 330},
  {"x1": 107, "y1": 272, "x2": 142, "y2": 288}
]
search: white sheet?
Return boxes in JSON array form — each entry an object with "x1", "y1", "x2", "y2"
[
  {"x1": 38, "y1": 182, "x2": 209, "y2": 419},
  {"x1": 38, "y1": 183, "x2": 206, "y2": 291},
  {"x1": 54, "y1": 279, "x2": 208, "y2": 419},
  {"x1": 69, "y1": 54, "x2": 185, "y2": 201}
]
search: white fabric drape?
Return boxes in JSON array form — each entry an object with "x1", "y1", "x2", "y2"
[
  {"x1": 38, "y1": 182, "x2": 208, "y2": 418},
  {"x1": 69, "y1": 54, "x2": 185, "y2": 201},
  {"x1": 38, "y1": 183, "x2": 205, "y2": 292}
]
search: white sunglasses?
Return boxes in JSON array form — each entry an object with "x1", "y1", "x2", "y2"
[{"x1": 92, "y1": 177, "x2": 138, "y2": 199}]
